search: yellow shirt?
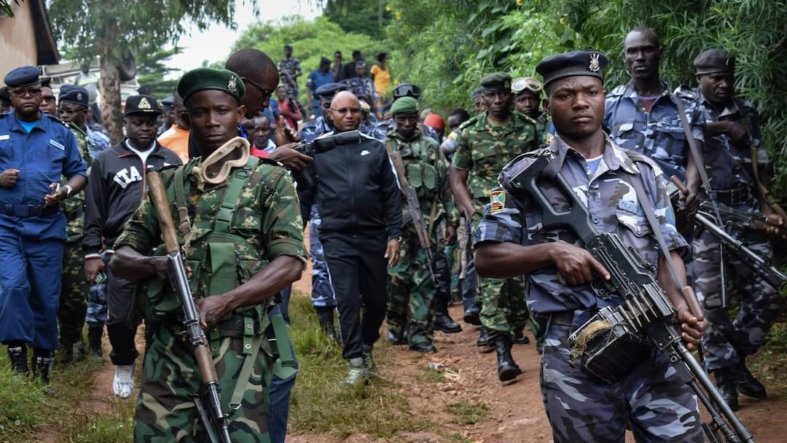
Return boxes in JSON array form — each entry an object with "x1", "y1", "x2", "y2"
[{"x1": 370, "y1": 64, "x2": 391, "y2": 97}]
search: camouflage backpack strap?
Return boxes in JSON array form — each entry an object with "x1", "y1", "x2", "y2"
[{"x1": 214, "y1": 156, "x2": 259, "y2": 235}]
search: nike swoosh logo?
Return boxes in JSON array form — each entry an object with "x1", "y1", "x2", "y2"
[{"x1": 361, "y1": 150, "x2": 370, "y2": 156}]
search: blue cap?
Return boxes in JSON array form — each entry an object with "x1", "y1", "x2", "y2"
[
  {"x1": 4, "y1": 65, "x2": 41, "y2": 88},
  {"x1": 536, "y1": 50, "x2": 608, "y2": 87},
  {"x1": 315, "y1": 82, "x2": 348, "y2": 99},
  {"x1": 59, "y1": 85, "x2": 89, "y2": 107}
]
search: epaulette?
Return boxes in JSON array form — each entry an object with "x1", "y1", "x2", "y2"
[
  {"x1": 457, "y1": 115, "x2": 480, "y2": 133},
  {"x1": 607, "y1": 84, "x2": 628, "y2": 97},
  {"x1": 624, "y1": 150, "x2": 660, "y2": 174},
  {"x1": 673, "y1": 85, "x2": 698, "y2": 101}
]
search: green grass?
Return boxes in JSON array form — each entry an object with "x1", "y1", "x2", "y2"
[
  {"x1": 750, "y1": 319, "x2": 787, "y2": 395},
  {"x1": 0, "y1": 363, "x2": 46, "y2": 440},
  {"x1": 443, "y1": 401, "x2": 490, "y2": 425},
  {"x1": 287, "y1": 292, "x2": 432, "y2": 438}
]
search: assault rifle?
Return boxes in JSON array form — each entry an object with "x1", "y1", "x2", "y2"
[
  {"x1": 147, "y1": 171, "x2": 232, "y2": 443},
  {"x1": 698, "y1": 200, "x2": 787, "y2": 239},
  {"x1": 510, "y1": 153, "x2": 753, "y2": 443},
  {"x1": 389, "y1": 150, "x2": 435, "y2": 282}
]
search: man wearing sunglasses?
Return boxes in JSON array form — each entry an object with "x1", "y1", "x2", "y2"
[
  {"x1": 449, "y1": 72, "x2": 541, "y2": 383},
  {"x1": 512, "y1": 77, "x2": 551, "y2": 145},
  {"x1": 302, "y1": 90, "x2": 403, "y2": 386},
  {"x1": 0, "y1": 65, "x2": 87, "y2": 383}
]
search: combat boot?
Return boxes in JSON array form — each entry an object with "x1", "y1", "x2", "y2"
[
  {"x1": 88, "y1": 325, "x2": 103, "y2": 360},
  {"x1": 476, "y1": 327, "x2": 494, "y2": 352},
  {"x1": 362, "y1": 345, "x2": 379, "y2": 378},
  {"x1": 495, "y1": 335, "x2": 522, "y2": 382},
  {"x1": 513, "y1": 329, "x2": 530, "y2": 345},
  {"x1": 31, "y1": 349, "x2": 54, "y2": 385},
  {"x1": 463, "y1": 304, "x2": 481, "y2": 325},
  {"x1": 434, "y1": 311, "x2": 462, "y2": 334},
  {"x1": 7, "y1": 343, "x2": 29, "y2": 375},
  {"x1": 315, "y1": 307, "x2": 340, "y2": 344},
  {"x1": 737, "y1": 363, "x2": 767, "y2": 399},
  {"x1": 715, "y1": 368, "x2": 739, "y2": 411}
]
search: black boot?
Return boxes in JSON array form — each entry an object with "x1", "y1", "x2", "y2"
[
  {"x1": 463, "y1": 304, "x2": 481, "y2": 326},
  {"x1": 88, "y1": 325, "x2": 104, "y2": 360},
  {"x1": 31, "y1": 349, "x2": 54, "y2": 385},
  {"x1": 7, "y1": 343, "x2": 29, "y2": 375},
  {"x1": 476, "y1": 327, "x2": 494, "y2": 351},
  {"x1": 737, "y1": 362, "x2": 767, "y2": 399},
  {"x1": 513, "y1": 329, "x2": 530, "y2": 344},
  {"x1": 434, "y1": 311, "x2": 462, "y2": 333},
  {"x1": 315, "y1": 307, "x2": 340, "y2": 343},
  {"x1": 715, "y1": 368, "x2": 739, "y2": 411},
  {"x1": 495, "y1": 335, "x2": 522, "y2": 382}
]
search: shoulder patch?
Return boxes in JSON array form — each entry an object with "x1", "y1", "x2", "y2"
[{"x1": 489, "y1": 190, "x2": 506, "y2": 214}]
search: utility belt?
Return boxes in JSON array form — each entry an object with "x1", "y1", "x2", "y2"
[
  {"x1": 0, "y1": 203, "x2": 60, "y2": 218},
  {"x1": 709, "y1": 185, "x2": 752, "y2": 206}
]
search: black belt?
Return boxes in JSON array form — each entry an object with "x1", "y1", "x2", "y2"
[
  {"x1": 710, "y1": 186, "x2": 751, "y2": 206},
  {"x1": 214, "y1": 314, "x2": 261, "y2": 339},
  {"x1": 0, "y1": 204, "x2": 60, "y2": 218}
]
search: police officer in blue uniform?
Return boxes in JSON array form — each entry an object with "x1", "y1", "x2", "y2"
[{"x1": 0, "y1": 66, "x2": 87, "y2": 383}]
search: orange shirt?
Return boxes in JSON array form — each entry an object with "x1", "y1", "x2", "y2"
[{"x1": 157, "y1": 125, "x2": 189, "y2": 163}]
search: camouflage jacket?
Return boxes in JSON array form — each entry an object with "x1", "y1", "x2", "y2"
[
  {"x1": 681, "y1": 87, "x2": 768, "y2": 195},
  {"x1": 475, "y1": 135, "x2": 686, "y2": 314},
  {"x1": 604, "y1": 81, "x2": 705, "y2": 181},
  {"x1": 115, "y1": 157, "x2": 307, "y2": 306},
  {"x1": 63, "y1": 123, "x2": 92, "y2": 242},
  {"x1": 451, "y1": 112, "x2": 540, "y2": 201},
  {"x1": 385, "y1": 128, "x2": 458, "y2": 238}
]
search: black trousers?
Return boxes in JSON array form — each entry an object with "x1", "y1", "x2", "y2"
[
  {"x1": 106, "y1": 258, "x2": 140, "y2": 366},
  {"x1": 320, "y1": 231, "x2": 388, "y2": 360}
]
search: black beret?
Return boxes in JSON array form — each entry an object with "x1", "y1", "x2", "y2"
[
  {"x1": 177, "y1": 68, "x2": 245, "y2": 103},
  {"x1": 315, "y1": 82, "x2": 348, "y2": 99},
  {"x1": 694, "y1": 49, "x2": 735, "y2": 75},
  {"x1": 536, "y1": 50, "x2": 608, "y2": 87},
  {"x1": 4, "y1": 65, "x2": 41, "y2": 88},
  {"x1": 59, "y1": 85, "x2": 89, "y2": 107},
  {"x1": 125, "y1": 95, "x2": 162, "y2": 117},
  {"x1": 480, "y1": 72, "x2": 512, "y2": 91}
]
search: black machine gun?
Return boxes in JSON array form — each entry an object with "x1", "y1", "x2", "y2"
[
  {"x1": 694, "y1": 202, "x2": 787, "y2": 290},
  {"x1": 389, "y1": 150, "x2": 436, "y2": 282},
  {"x1": 509, "y1": 153, "x2": 753, "y2": 443},
  {"x1": 147, "y1": 171, "x2": 233, "y2": 443}
]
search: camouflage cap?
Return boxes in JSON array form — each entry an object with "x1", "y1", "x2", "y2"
[
  {"x1": 536, "y1": 50, "x2": 608, "y2": 87},
  {"x1": 390, "y1": 96, "x2": 419, "y2": 115},
  {"x1": 177, "y1": 67, "x2": 245, "y2": 103},
  {"x1": 480, "y1": 72, "x2": 512, "y2": 91},
  {"x1": 694, "y1": 49, "x2": 735, "y2": 75}
]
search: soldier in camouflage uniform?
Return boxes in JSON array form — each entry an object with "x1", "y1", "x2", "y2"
[
  {"x1": 111, "y1": 68, "x2": 306, "y2": 442},
  {"x1": 512, "y1": 77, "x2": 551, "y2": 146},
  {"x1": 449, "y1": 72, "x2": 539, "y2": 382},
  {"x1": 475, "y1": 51, "x2": 704, "y2": 442},
  {"x1": 604, "y1": 27, "x2": 705, "y2": 200},
  {"x1": 687, "y1": 49, "x2": 783, "y2": 411},
  {"x1": 278, "y1": 44, "x2": 302, "y2": 102},
  {"x1": 56, "y1": 85, "x2": 110, "y2": 362},
  {"x1": 385, "y1": 97, "x2": 458, "y2": 352}
]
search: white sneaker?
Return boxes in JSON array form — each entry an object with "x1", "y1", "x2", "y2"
[{"x1": 112, "y1": 364, "x2": 135, "y2": 399}]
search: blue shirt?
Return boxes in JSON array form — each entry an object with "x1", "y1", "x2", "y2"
[
  {"x1": 307, "y1": 70, "x2": 335, "y2": 101},
  {"x1": 0, "y1": 112, "x2": 87, "y2": 240}
]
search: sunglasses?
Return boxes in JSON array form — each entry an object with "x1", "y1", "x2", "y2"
[
  {"x1": 11, "y1": 87, "x2": 42, "y2": 98},
  {"x1": 242, "y1": 77, "x2": 274, "y2": 99},
  {"x1": 511, "y1": 78, "x2": 543, "y2": 95},
  {"x1": 331, "y1": 107, "x2": 361, "y2": 115}
]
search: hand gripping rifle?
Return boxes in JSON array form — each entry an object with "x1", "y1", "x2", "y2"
[
  {"x1": 389, "y1": 150, "x2": 436, "y2": 282},
  {"x1": 147, "y1": 170, "x2": 232, "y2": 443},
  {"x1": 509, "y1": 153, "x2": 753, "y2": 443}
]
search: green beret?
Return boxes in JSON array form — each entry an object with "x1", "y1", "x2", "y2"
[
  {"x1": 480, "y1": 72, "x2": 512, "y2": 92},
  {"x1": 694, "y1": 49, "x2": 735, "y2": 75},
  {"x1": 390, "y1": 96, "x2": 419, "y2": 115},
  {"x1": 536, "y1": 50, "x2": 608, "y2": 87},
  {"x1": 177, "y1": 68, "x2": 245, "y2": 103}
]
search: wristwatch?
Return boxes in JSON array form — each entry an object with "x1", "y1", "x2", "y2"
[{"x1": 62, "y1": 184, "x2": 73, "y2": 198}]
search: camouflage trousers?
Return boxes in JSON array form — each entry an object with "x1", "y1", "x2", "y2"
[
  {"x1": 58, "y1": 241, "x2": 87, "y2": 347},
  {"x1": 541, "y1": 321, "x2": 703, "y2": 442},
  {"x1": 135, "y1": 321, "x2": 272, "y2": 442},
  {"x1": 693, "y1": 229, "x2": 782, "y2": 371},
  {"x1": 478, "y1": 276, "x2": 528, "y2": 341},
  {"x1": 387, "y1": 234, "x2": 436, "y2": 345},
  {"x1": 309, "y1": 206, "x2": 336, "y2": 308}
]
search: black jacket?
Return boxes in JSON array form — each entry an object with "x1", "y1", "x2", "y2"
[
  {"x1": 309, "y1": 131, "x2": 402, "y2": 239},
  {"x1": 82, "y1": 141, "x2": 181, "y2": 254}
]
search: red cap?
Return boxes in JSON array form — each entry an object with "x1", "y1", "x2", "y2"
[{"x1": 423, "y1": 113, "x2": 445, "y2": 133}]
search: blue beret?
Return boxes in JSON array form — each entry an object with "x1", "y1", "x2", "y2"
[
  {"x1": 125, "y1": 95, "x2": 162, "y2": 116},
  {"x1": 536, "y1": 51, "x2": 608, "y2": 87},
  {"x1": 315, "y1": 82, "x2": 348, "y2": 98},
  {"x1": 59, "y1": 85, "x2": 89, "y2": 107},
  {"x1": 4, "y1": 65, "x2": 41, "y2": 88},
  {"x1": 178, "y1": 68, "x2": 245, "y2": 103}
]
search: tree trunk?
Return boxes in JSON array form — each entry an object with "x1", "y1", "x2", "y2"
[{"x1": 99, "y1": 56, "x2": 123, "y2": 144}]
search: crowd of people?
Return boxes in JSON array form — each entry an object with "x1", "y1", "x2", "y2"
[{"x1": 0, "y1": 25, "x2": 782, "y2": 442}]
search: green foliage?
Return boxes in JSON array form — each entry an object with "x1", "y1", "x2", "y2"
[
  {"x1": 231, "y1": 17, "x2": 384, "y2": 105},
  {"x1": 0, "y1": 0, "x2": 19, "y2": 17},
  {"x1": 0, "y1": 365, "x2": 46, "y2": 439},
  {"x1": 136, "y1": 47, "x2": 183, "y2": 98},
  {"x1": 324, "y1": 0, "x2": 393, "y2": 39}
]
